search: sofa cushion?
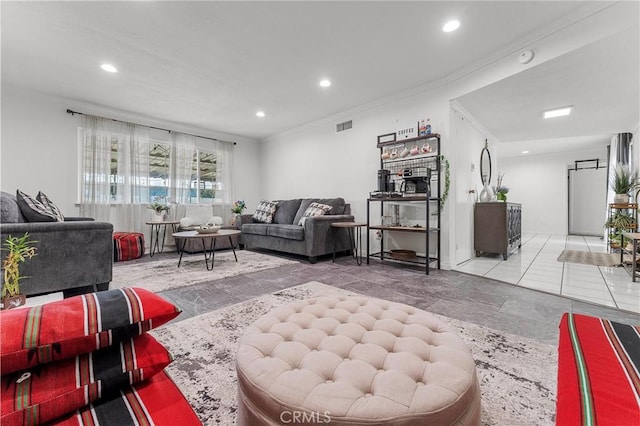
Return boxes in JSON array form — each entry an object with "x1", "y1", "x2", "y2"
[
  {"x1": 0, "y1": 192, "x2": 26, "y2": 223},
  {"x1": 0, "y1": 287, "x2": 181, "y2": 374},
  {"x1": 266, "y1": 224, "x2": 305, "y2": 241},
  {"x1": 297, "y1": 202, "x2": 333, "y2": 226},
  {"x1": 37, "y1": 191, "x2": 65, "y2": 221},
  {"x1": 253, "y1": 200, "x2": 278, "y2": 224},
  {"x1": 15, "y1": 189, "x2": 58, "y2": 222},
  {"x1": 241, "y1": 223, "x2": 271, "y2": 236},
  {"x1": 0, "y1": 333, "x2": 171, "y2": 426},
  {"x1": 273, "y1": 199, "x2": 302, "y2": 224}
]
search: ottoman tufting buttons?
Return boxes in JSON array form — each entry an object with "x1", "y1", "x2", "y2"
[{"x1": 236, "y1": 296, "x2": 481, "y2": 425}]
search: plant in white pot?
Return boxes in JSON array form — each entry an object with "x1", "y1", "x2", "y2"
[
  {"x1": 610, "y1": 164, "x2": 639, "y2": 204},
  {"x1": 148, "y1": 199, "x2": 170, "y2": 222},
  {"x1": 1, "y1": 233, "x2": 37, "y2": 309}
]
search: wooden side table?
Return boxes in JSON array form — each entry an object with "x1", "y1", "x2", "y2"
[
  {"x1": 146, "y1": 220, "x2": 180, "y2": 257},
  {"x1": 621, "y1": 231, "x2": 640, "y2": 281},
  {"x1": 331, "y1": 222, "x2": 367, "y2": 265}
]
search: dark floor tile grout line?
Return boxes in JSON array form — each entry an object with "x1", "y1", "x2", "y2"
[{"x1": 514, "y1": 233, "x2": 553, "y2": 286}]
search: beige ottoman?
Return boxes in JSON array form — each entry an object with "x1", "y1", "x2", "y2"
[{"x1": 236, "y1": 296, "x2": 481, "y2": 425}]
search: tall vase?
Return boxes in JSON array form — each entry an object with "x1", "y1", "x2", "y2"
[
  {"x1": 479, "y1": 184, "x2": 492, "y2": 202},
  {"x1": 231, "y1": 213, "x2": 239, "y2": 227}
]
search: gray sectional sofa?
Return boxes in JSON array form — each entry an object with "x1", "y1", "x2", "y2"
[
  {"x1": 238, "y1": 198, "x2": 354, "y2": 263},
  {"x1": 0, "y1": 191, "x2": 113, "y2": 297}
]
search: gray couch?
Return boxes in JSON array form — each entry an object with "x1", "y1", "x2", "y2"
[
  {"x1": 0, "y1": 191, "x2": 113, "y2": 297},
  {"x1": 238, "y1": 198, "x2": 354, "y2": 263}
]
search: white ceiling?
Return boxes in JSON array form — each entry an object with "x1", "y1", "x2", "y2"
[
  {"x1": 456, "y1": 26, "x2": 640, "y2": 158},
  {"x1": 2, "y1": 1, "x2": 621, "y2": 141}
]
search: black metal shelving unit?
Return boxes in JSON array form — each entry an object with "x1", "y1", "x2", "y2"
[{"x1": 367, "y1": 133, "x2": 441, "y2": 274}]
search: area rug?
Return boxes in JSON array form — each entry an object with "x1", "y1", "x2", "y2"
[
  {"x1": 557, "y1": 249, "x2": 621, "y2": 267},
  {"x1": 111, "y1": 251, "x2": 298, "y2": 293},
  {"x1": 151, "y1": 281, "x2": 557, "y2": 426}
]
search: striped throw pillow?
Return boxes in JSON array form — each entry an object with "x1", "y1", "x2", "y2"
[
  {"x1": 0, "y1": 334, "x2": 172, "y2": 426},
  {"x1": 0, "y1": 287, "x2": 181, "y2": 374}
]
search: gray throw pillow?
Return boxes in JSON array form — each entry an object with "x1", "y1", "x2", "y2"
[{"x1": 16, "y1": 189, "x2": 58, "y2": 222}]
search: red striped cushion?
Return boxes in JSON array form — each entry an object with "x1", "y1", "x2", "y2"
[
  {"x1": 557, "y1": 312, "x2": 640, "y2": 425},
  {"x1": 1, "y1": 288, "x2": 180, "y2": 374},
  {"x1": 1, "y1": 334, "x2": 172, "y2": 426},
  {"x1": 51, "y1": 371, "x2": 201, "y2": 426}
]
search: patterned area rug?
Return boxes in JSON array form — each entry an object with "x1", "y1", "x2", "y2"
[
  {"x1": 151, "y1": 282, "x2": 557, "y2": 426},
  {"x1": 111, "y1": 251, "x2": 298, "y2": 293},
  {"x1": 557, "y1": 250, "x2": 621, "y2": 267}
]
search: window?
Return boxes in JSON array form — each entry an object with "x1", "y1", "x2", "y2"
[
  {"x1": 190, "y1": 149, "x2": 220, "y2": 203},
  {"x1": 149, "y1": 143, "x2": 170, "y2": 201}
]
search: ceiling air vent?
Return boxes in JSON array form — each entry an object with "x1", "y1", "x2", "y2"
[{"x1": 336, "y1": 120, "x2": 352, "y2": 132}]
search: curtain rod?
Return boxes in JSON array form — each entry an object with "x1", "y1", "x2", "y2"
[{"x1": 66, "y1": 109, "x2": 237, "y2": 145}]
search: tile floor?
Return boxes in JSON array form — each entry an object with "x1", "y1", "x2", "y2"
[{"x1": 455, "y1": 233, "x2": 640, "y2": 314}]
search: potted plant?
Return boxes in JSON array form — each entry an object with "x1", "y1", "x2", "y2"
[
  {"x1": 230, "y1": 200, "x2": 247, "y2": 226},
  {"x1": 493, "y1": 172, "x2": 509, "y2": 202},
  {"x1": 148, "y1": 199, "x2": 170, "y2": 222},
  {"x1": 2, "y1": 233, "x2": 37, "y2": 309},
  {"x1": 610, "y1": 164, "x2": 638, "y2": 204}
]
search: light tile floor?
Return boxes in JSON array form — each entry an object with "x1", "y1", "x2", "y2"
[{"x1": 455, "y1": 233, "x2": 640, "y2": 314}]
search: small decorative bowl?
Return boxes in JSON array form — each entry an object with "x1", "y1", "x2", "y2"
[{"x1": 197, "y1": 225, "x2": 221, "y2": 234}]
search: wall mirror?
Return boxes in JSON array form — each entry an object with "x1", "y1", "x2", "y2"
[{"x1": 480, "y1": 141, "x2": 491, "y2": 186}]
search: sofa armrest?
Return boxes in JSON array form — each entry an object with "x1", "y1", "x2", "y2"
[
  {"x1": 304, "y1": 214, "x2": 355, "y2": 256},
  {"x1": 237, "y1": 213, "x2": 255, "y2": 230},
  {"x1": 1, "y1": 221, "x2": 114, "y2": 296}
]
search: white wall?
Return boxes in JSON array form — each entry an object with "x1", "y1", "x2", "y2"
[
  {"x1": 0, "y1": 85, "x2": 262, "y2": 217},
  {"x1": 498, "y1": 148, "x2": 607, "y2": 234}
]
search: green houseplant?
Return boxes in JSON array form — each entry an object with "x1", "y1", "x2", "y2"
[
  {"x1": 610, "y1": 164, "x2": 638, "y2": 203},
  {"x1": 1, "y1": 233, "x2": 37, "y2": 309},
  {"x1": 148, "y1": 198, "x2": 170, "y2": 222}
]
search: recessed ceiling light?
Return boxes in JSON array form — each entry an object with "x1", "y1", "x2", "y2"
[
  {"x1": 256, "y1": 111, "x2": 266, "y2": 118},
  {"x1": 319, "y1": 79, "x2": 331, "y2": 88},
  {"x1": 100, "y1": 63, "x2": 118, "y2": 73},
  {"x1": 442, "y1": 20, "x2": 460, "y2": 32},
  {"x1": 522, "y1": 150, "x2": 529, "y2": 154},
  {"x1": 543, "y1": 106, "x2": 572, "y2": 119}
]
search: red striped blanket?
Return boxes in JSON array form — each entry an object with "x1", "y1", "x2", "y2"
[{"x1": 557, "y1": 312, "x2": 640, "y2": 425}]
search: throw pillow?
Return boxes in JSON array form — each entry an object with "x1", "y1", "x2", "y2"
[
  {"x1": 15, "y1": 190, "x2": 57, "y2": 222},
  {"x1": 0, "y1": 287, "x2": 181, "y2": 374},
  {"x1": 36, "y1": 191, "x2": 65, "y2": 221},
  {"x1": 50, "y1": 371, "x2": 201, "y2": 426},
  {"x1": 0, "y1": 334, "x2": 172, "y2": 426},
  {"x1": 297, "y1": 202, "x2": 332, "y2": 226},
  {"x1": 252, "y1": 200, "x2": 278, "y2": 224}
]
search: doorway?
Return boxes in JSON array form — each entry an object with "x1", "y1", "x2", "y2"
[{"x1": 568, "y1": 160, "x2": 607, "y2": 236}]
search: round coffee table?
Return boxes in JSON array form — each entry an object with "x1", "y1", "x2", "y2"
[{"x1": 172, "y1": 229, "x2": 241, "y2": 270}]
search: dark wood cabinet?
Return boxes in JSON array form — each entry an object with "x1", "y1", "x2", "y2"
[{"x1": 474, "y1": 202, "x2": 522, "y2": 260}]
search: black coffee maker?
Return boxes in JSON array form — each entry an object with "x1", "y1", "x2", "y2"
[{"x1": 377, "y1": 169, "x2": 392, "y2": 192}]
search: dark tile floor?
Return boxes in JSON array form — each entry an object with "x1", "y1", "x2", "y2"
[{"x1": 155, "y1": 250, "x2": 640, "y2": 346}]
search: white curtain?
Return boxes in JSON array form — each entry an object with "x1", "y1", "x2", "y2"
[
  {"x1": 170, "y1": 132, "x2": 196, "y2": 205},
  {"x1": 213, "y1": 140, "x2": 234, "y2": 224},
  {"x1": 79, "y1": 115, "x2": 151, "y2": 234}
]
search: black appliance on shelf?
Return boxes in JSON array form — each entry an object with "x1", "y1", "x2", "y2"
[{"x1": 377, "y1": 169, "x2": 392, "y2": 192}]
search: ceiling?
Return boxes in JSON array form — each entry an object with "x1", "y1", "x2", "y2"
[
  {"x1": 456, "y1": 26, "x2": 640, "y2": 158},
  {"x1": 1, "y1": 1, "x2": 635, "y2": 143}
]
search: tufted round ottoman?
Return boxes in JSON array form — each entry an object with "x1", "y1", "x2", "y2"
[{"x1": 236, "y1": 296, "x2": 481, "y2": 425}]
